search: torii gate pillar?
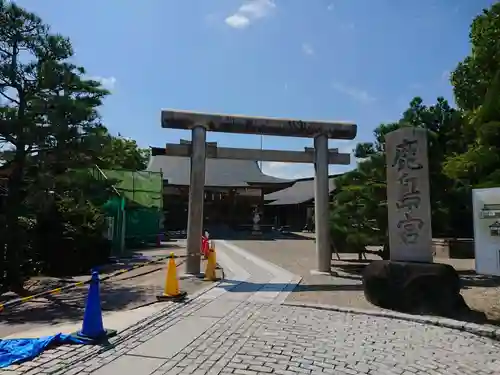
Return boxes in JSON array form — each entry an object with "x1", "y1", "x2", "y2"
[
  {"x1": 314, "y1": 133, "x2": 331, "y2": 273},
  {"x1": 186, "y1": 125, "x2": 207, "y2": 274}
]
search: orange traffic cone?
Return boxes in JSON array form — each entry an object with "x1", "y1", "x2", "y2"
[
  {"x1": 204, "y1": 244, "x2": 219, "y2": 281},
  {"x1": 157, "y1": 252, "x2": 187, "y2": 302}
]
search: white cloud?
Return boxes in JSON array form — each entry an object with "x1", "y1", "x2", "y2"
[
  {"x1": 441, "y1": 70, "x2": 450, "y2": 81},
  {"x1": 301, "y1": 43, "x2": 315, "y2": 56},
  {"x1": 225, "y1": 14, "x2": 250, "y2": 29},
  {"x1": 89, "y1": 76, "x2": 117, "y2": 90},
  {"x1": 225, "y1": 0, "x2": 276, "y2": 29},
  {"x1": 332, "y1": 82, "x2": 375, "y2": 104},
  {"x1": 239, "y1": 0, "x2": 275, "y2": 18}
]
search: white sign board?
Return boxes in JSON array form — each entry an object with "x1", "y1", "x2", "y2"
[{"x1": 472, "y1": 188, "x2": 500, "y2": 276}]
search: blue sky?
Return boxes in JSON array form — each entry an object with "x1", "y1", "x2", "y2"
[{"x1": 13, "y1": 0, "x2": 496, "y2": 178}]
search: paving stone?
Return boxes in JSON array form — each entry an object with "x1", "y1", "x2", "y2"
[
  {"x1": 7, "y1": 301, "x2": 500, "y2": 374},
  {"x1": 129, "y1": 316, "x2": 219, "y2": 359},
  {"x1": 5, "y1": 244, "x2": 500, "y2": 375},
  {"x1": 86, "y1": 354, "x2": 164, "y2": 374}
]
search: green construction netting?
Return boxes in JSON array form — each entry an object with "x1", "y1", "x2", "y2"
[
  {"x1": 87, "y1": 168, "x2": 164, "y2": 251},
  {"x1": 125, "y1": 207, "x2": 162, "y2": 243},
  {"x1": 92, "y1": 168, "x2": 163, "y2": 208}
]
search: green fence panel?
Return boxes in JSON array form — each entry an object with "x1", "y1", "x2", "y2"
[
  {"x1": 102, "y1": 196, "x2": 125, "y2": 255},
  {"x1": 125, "y1": 207, "x2": 162, "y2": 245},
  {"x1": 91, "y1": 167, "x2": 164, "y2": 251},
  {"x1": 100, "y1": 169, "x2": 163, "y2": 208}
]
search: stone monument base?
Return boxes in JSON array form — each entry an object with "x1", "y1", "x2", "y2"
[{"x1": 362, "y1": 260, "x2": 472, "y2": 318}]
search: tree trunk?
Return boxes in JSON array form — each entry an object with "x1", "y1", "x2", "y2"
[
  {"x1": 0, "y1": 218, "x2": 5, "y2": 292},
  {"x1": 4, "y1": 152, "x2": 26, "y2": 290}
]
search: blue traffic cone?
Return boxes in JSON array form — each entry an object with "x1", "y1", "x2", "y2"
[{"x1": 71, "y1": 271, "x2": 116, "y2": 343}]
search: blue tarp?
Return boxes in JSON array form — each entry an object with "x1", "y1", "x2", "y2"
[{"x1": 0, "y1": 334, "x2": 85, "y2": 368}]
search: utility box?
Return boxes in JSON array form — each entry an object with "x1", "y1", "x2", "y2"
[{"x1": 472, "y1": 187, "x2": 500, "y2": 276}]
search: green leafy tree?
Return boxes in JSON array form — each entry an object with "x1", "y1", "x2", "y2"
[
  {"x1": 90, "y1": 129, "x2": 150, "y2": 171},
  {"x1": 330, "y1": 3, "x2": 500, "y2": 257},
  {"x1": 451, "y1": 3, "x2": 500, "y2": 112},
  {"x1": 330, "y1": 97, "x2": 468, "y2": 257},
  {"x1": 0, "y1": 1, "x2": 108, "y2": 288},
  {"x1": 330, "y1": 152, "x2": 388, "y2": 259},
  {"x1": 445, "y1": 3, "x2": 500, "y2": 189}
]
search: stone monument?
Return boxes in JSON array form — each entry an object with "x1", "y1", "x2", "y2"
[
  {"x1": 362, "y1": 127, "x2": 473, "y2": 318},
  {"x1": 385, "y1": 127, "x2": 433, "y2": 263}
]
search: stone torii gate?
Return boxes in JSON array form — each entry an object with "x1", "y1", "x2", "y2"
[{"x1": 161, "y1": 110, "x2": 358, "y2": 275}]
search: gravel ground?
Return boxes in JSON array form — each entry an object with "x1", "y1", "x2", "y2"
[
  {"x1": 0, "y1": 243, "x2": 216, "y2": 338},
  {"x1": 232, "y1": 236, "x2": 500, "y2": 323}
]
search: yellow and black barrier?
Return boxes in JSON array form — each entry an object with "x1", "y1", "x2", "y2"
[{"x1": 0, "y1": 249, "x2": 219, "y2": 313}]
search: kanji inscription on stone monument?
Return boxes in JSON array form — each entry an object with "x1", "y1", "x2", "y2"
[{"x1": 385, "y1": 127, "x2": 433, "y2": 262}]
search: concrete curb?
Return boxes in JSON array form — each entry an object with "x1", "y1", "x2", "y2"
[{"x1": 283, "y1": 301, "x2": 500, "y2": 341}]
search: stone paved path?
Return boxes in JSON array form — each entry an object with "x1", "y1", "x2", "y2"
[{"x1": 3, "y1": 241, "x2": 500, "y2": 375}]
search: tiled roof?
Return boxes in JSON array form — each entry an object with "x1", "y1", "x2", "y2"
[
  {"x1": 264, "y1": 176, "x2": 337, "y2": 205},
  {"x1": 147, "y1": 154, "x2": 294, "y2": 187}
]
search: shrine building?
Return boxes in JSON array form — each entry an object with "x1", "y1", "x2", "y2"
[{"x1": 147, "y1": 146, "x2": 338, "y2": 232}]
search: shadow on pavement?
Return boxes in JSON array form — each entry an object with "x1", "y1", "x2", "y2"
[
  {"x1": 128, "y1": 241, "x2": 185, "y2": 252},
  {"x1": 334, "y1": 260, "x2": 500, "y2": 289},
  {"x1": 0, "y1": 282, "x2": 154, "y2": 326},
  {"x1": 94, "y1": 258, "x2": 158, "y2": 276},
  {"x1": 219, "y1": 279, "x2": 364, "y2": 292},
  {"x1": 332, "y1": 262, "x2": 500, "y2": 326}
]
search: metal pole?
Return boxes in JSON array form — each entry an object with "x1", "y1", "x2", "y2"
[
  {"x1": 186, "y1": 125, "x2": 207, "y2": 275},
  {"x1": 120, "y1": 205, "x2": 126, "y2": 255},
  {"x1": 314, "y1": 134, "x2": 330, "y2": 273}
]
